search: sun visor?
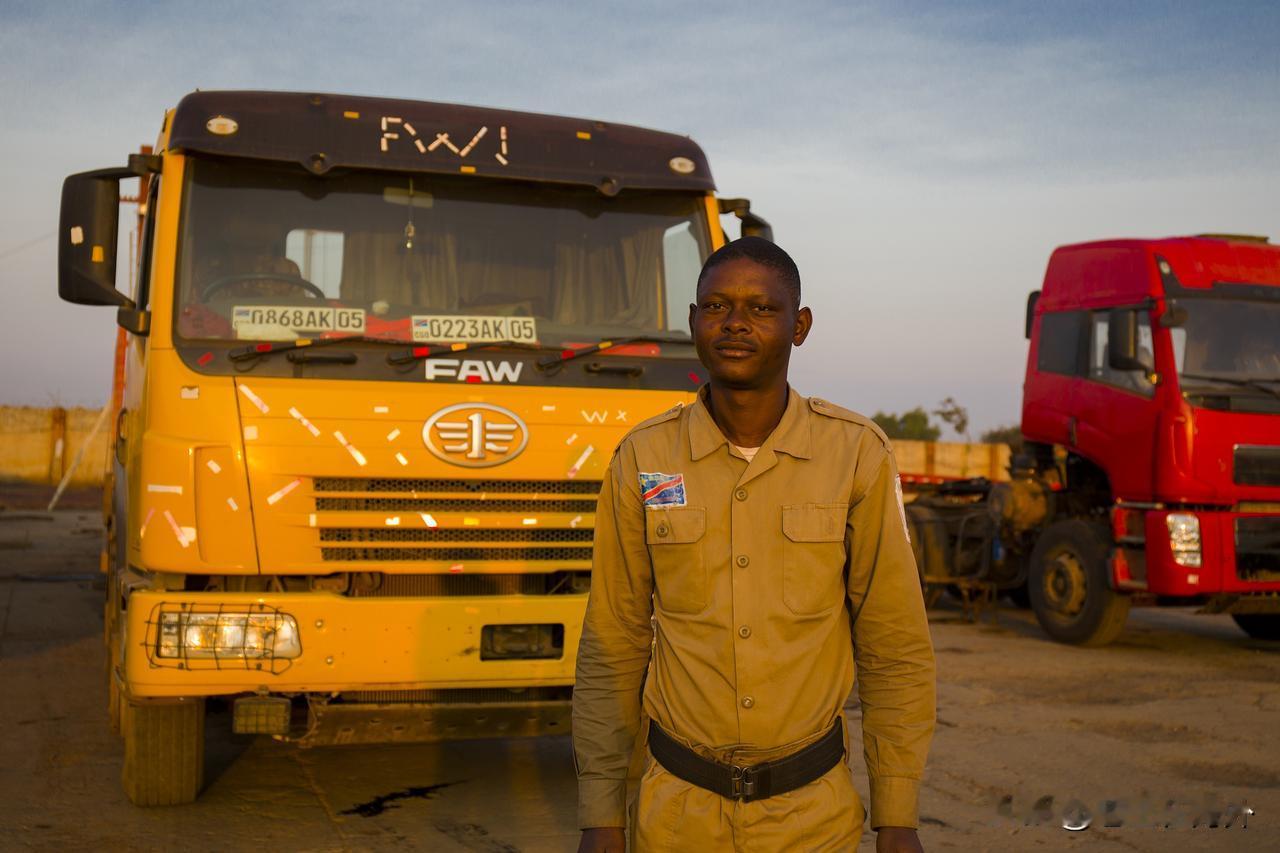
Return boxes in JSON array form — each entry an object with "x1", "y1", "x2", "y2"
[{"x1": 168, "y1": 90, "x2": 715, "y2": 193}]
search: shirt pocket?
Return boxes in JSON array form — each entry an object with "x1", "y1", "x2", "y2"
[
  {"x1": 645, "y1": 506, "x2": 707, "y2": 614},
  {"x1": 781, "y1": 503, "x2": 849, "y2": 616}
]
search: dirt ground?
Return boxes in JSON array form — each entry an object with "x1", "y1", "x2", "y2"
[{"x1": 1, "y1": 508, "x2": 1277, "y2": 852}]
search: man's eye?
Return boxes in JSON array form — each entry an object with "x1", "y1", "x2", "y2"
[{"x1": 753, "y1": 305, "x2": 774, "y2": 313}]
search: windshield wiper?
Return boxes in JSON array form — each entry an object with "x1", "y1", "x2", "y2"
[
  {"x1": 386, "y1": 340, "x2": 547, "y2": 365},
  {"x1": 228, "y1": 335, "x2": 408, "y2": 363},
  {"x1": 536, "y1": 334, "x2": 694, "y2": 369},
  {"x1": 1180, "y1": 371, "x2": 1280, "y2": 402}
]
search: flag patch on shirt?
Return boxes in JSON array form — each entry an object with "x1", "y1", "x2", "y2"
[{"x1": 639, "y1": 472, "x2": 687, "y2": 508}]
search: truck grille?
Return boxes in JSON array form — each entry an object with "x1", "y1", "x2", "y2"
[
  {"x1": 348, "y1": 571, "x2": 588, "y2": 597},
  {"x1": 336, "y1": 687, "x2": 573, "y2": 704},
  {"x1": 312, "y1": 477, "x2": 601, "y2": 570},
  {"x1": 1236, "y1": 516, "x2": 1280, "y2": 581},
  {"x1": 1234, "y1": 446, "x2": 1280, "y2": 487}
]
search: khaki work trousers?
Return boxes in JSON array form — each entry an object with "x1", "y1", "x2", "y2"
[{"x1": 631, "y1": 752, "x2": 864, "y2": 852}]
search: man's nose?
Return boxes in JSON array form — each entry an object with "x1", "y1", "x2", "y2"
[{"x1": 721, "y1": 305, "x2": 750, "y2": 333}]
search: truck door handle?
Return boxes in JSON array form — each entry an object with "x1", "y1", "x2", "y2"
[{"x1": 115, "y1": 408, "x2": 127, "y2": 465}]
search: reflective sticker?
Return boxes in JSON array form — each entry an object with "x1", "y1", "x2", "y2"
[
  {"x1": 238, "y1": 384, "x2": 269, "y2": 414},
  {"x1": 289, "y1": 406, "x2": 321, "y2": 437},
  {"x1": 69, "y1": 226, "x2": 84, "y2": 245},
  {"x1": 163, "y1": 510, "x2": 190, "y2": 548},
  {"x1": 374, "y1": 406, "x2": 390, "y2": 414},
  {"x1": 395, "y1": 452, "x2": 409, "y2": 466},
  {"x1": 522, "y1": 518, "x2": 537, "y2": 526},
  {"x1": 639, "y1": 472, "x2": 686, "y2": 508},
  {"x1": 333, "y1": 431, "x2": 368, "y2": 466},
  {"x1": 266, "y1": 478, "x2": 302, "y2": 506},
  {"x1": 180, "y1": 526, "x2": 198, "y2": 542},
  {"x1": 385, "y1": 516, "x2": 401, "y2": 526},
  {"x1": 387, "y1": 428, "x2": 401, "y2": 441},
  {"x1": 226, "y1": 497, "x2": 239, "y2": 512},
  {"x1": 567, "y1": 445, "x2": 595, "y2": 479},
  {"x1": 243, "y1": 425, "x2": 259, "y2": 441},
  {"x1": 449, "y1": 563, "x2": 464, "y2": 574},
  {"x1": 180, "y1": 386, "x2": 199, "y2": 400},
  {"x1": 542, "y1": 405, "x2": 556, "y2": 412},
  {"x1": 565, "y1": 433, "x2": 578, "y2": 445},
  {"x1": 205, "y1": 460, "x2": 221, "y2": 474},
  {"x1": 139, "y1": 507, "x2": 155, "y2": 539},
  {"x1": 147, "y1": 484, "x2": 182, "y2": 495},
  {"x1": 420, "y1": 512, "x2": 438, "y2": 528},
  {"x1": 895, "y1": 475, "x2": 910, "y2": 542},
  {"x1": 570, "y1": 514, "x2": 583, "y2": 529}
]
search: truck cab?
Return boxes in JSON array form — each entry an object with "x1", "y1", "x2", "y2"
[
  {"x1": 1021, "y1": 236, "x2": 1280, "y2": 643},
  {"x1": 58, "y1": 91, "x2": 768, "y2": 804}
]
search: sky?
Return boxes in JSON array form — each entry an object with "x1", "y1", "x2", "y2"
[{"x1": 1, "y1": 0, "x2": 1278, "y2": 435}]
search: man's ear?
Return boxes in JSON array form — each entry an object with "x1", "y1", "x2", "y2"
[
  {"x1": 688, "y1": 302, "x2": 698, "y2": 336},
  {"x1": 793, "y1": 306, "x2": 813, "y2": 346}
]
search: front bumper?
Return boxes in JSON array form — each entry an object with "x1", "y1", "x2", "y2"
[
  {"x1": 1144, "y1": 510, "x2": 1280, "y2": 596},
  {"x1": 123, "y1": 590, "x2": 585, "y2": 698}
]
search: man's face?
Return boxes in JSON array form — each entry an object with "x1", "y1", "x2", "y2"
[{"x1": 689, "y1": 257, "x2": 812, "y2": 390}]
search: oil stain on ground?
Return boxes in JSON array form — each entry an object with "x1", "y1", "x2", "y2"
[{"x1": 341, "y1": 781, "x2": 460, "y2": 817}]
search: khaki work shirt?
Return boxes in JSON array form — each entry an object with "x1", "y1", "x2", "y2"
[{"x1": 572, "y1": 386, "x2": 936, "y2": 831}]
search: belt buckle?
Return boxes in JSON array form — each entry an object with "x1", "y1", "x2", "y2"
[{"x1": 729, "y1": 764, "x2": 759, "y2": 800}]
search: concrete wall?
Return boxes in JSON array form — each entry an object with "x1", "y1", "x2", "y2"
[{"x1": 0, "y1": 406, "x2": 110, "y2": 487}]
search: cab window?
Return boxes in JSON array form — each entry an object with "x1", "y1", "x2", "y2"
[{"x1": 1088, "y1": 311, "x2": 1154, "y2": 396}]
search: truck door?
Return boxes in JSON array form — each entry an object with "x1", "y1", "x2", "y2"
[
  {"x1": 1023, "y1": 309, "x2": 1088, "y2": 447},
  {"x1": 1071, "y1": 309, "x2": 1158, "y2": 500}
]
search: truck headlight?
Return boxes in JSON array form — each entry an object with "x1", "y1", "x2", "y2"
[
  {"x1": 157, "y1": 611, "x2": 301, "y2": 659},
  {"x1": 1166, "y1": 513, "x2": 1202, "y2": 568}
]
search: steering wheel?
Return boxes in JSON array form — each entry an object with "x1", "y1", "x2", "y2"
[{"x1": 201, "y1": 272, "x2": 327, "y2": 301}]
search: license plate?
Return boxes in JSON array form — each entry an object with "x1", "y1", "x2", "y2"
[
  {"x1": 232, "y1": 305, "x2": 366, "y2": 339},
  {"x1": 411, "y1": 315, "x2": 538, "y2": 344}
]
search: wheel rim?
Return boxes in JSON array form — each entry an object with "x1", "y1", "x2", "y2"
[{"x1": 1042, "y1": 551, "x2": 1088, "y2": 617}]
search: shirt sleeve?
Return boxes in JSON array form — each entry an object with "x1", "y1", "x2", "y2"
[
  {"x1": 845, "y1": 443, "x2": 937, "y2": 830},
  {"x1": 571, "y1": 442, "x2": 654, "y2": 829}
]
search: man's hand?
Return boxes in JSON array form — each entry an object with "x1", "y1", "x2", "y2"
[
  {"x1": 578, "y1": 827, "x2": 626, "y2": 853},
  {"x1": 876, "y1": 826, "x2": 924, "y2": 853}
]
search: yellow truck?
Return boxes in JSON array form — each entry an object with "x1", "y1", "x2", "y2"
[{"x1": 58, "y1": 90, "x2": 773, "y2": 805}]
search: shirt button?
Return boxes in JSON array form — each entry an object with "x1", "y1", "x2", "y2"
[
  {"x1": 741, "y1": 696, "x2": 755, "y2": 709},
  {"x1": 736, "y1": 555, "x2": 749, "y2": 568},
  {"x1": 734, "y1": 488, "x2": 748, "y2": 501},
  {"x1": 738, "y1": 625, "x2": 751, "y2": 638},
  {"x1": 656, "y1": 524, "x2": 669, "y2": 537}
]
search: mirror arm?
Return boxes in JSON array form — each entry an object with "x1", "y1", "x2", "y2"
[{"x1": 117, "y1": 306, "x2": 150, "y2": 336}]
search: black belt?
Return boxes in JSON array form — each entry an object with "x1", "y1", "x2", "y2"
[{"x1": 647, "y1": 719, "x2": 845, "y2": 803}]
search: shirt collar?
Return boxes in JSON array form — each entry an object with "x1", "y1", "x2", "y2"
[{"x1": 688, "y1": 384, "x2": 812, "y2": 461}]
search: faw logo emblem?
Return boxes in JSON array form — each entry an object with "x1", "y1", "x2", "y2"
[{"x1": 422, "y1": 403, "x2": 529, "y2": 468}]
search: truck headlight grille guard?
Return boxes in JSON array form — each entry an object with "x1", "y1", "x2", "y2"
[{"x1": 142, "y1": 601, "x2": 301, "y2": 674}]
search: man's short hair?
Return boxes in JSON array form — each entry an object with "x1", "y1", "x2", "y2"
[{"x1": 696, "y1": 236, "x2": 801, "y2": 308}]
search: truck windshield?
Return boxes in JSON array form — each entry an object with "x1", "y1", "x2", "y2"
[
  {"x1": 1171, "y1": 297, "x2": 1280, "y2": 411},
  {"x1": 174, "y1": 158, "x2": 709, "y2": 348}
]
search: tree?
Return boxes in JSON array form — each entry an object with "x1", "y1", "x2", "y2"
[
  {"x1": 932, "y1": 396, "x2": 970, "y2": 442},
  {"x1": 872, "y1": 407, "x2": 941, "y2": 441},
  {"x1": 980, "y1": 423, "x2": 1023, "y2": 453}
]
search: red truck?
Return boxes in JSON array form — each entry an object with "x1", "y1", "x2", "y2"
[{"x1": 906, "y1": 235, "x2": 1280, "y2": 645}]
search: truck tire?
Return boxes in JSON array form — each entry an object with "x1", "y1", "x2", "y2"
[
  {"x1": 121, "y1": 698, "x2": 206, "y2": 806},
  {"x1": 905, "y1": 504, "x2": 946, "y2": 608},
  {"x1": 1028, "y1": 520, "x2": 1130, "y2": 646},
  {"x1": 1232, "y1": 614, "x2": 1280, "y2": 641}
]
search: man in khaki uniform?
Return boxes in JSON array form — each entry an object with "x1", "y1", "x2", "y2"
[{"x1": 573, "y1": 237, "x2": 936, "y2": 852}]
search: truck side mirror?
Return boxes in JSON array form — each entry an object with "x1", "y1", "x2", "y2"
[
  {"x1": 717, "y1": 197, "x2": 774, "y2": 242},
  {"x1": 1107, "y1": 308, "x2": 1144, "y2": 371},
  {"x1": 58, "y1": 166, "x2": 137, "y2": 308},
  {"x1": 1025, "y1": 290, "x2": 1040, "y2": 339}
]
